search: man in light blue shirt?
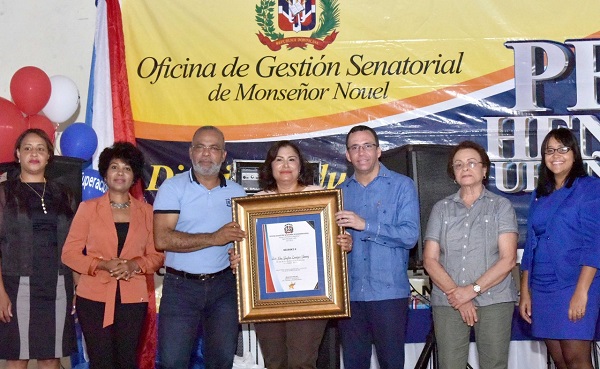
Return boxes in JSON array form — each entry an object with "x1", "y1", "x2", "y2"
[
  {"x1": 335, "y1": 125, "x2": 420, "y2": 369},
  {"x1": 153, "y1": 126, "x2": 246, "y2": 369}
]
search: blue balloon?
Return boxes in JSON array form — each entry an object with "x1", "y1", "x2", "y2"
[
  {"x1": 81, "y1": 168, "x2": 107, "y2": 201},
  {"x1": 60, "y1": 123, "x2": 98, "y2": 161}
]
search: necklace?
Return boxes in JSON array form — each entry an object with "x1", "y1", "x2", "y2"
[
  {"x1": 110, "y1": 200, "x2": 131, "y2": 209},
  {"x1": 21, "y1": 177, "x2": 47, "y2": 214}
]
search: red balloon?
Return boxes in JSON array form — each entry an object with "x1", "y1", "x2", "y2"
[
  {"x1": 0, "y1": 97, "x2": 26, "y2": 163},
  {"x1": 10, "y1": 66, "x2": 51, "y2": 115},
  {"x1": 26, "y1": 114, "x2": 56, "y2": 144}
]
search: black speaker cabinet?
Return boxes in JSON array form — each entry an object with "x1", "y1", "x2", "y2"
[
  {"x1": 380, "y1": 145, "x2": 457, "y2": 269},
  {"x1": 231, "y1": 159, "x2": 322, "y2": 194},
  {"x1": 0, "y1": 156, "x2": 85, "y2": 205}
]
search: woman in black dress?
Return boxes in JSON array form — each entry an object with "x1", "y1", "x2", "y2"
[{"x1": 0, "y1": 129, "x2": 77, "y2": 369}]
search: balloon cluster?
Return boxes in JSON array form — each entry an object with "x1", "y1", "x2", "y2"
[{"x1": 0, "y1": 66, "x2": 98, "y2": 163}]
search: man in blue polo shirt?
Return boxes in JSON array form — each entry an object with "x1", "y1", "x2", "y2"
[
  {"x1": 335, "y1": 125, "x2": 420, "y2": 369},
  {"x1": 153, "y1": 126, "x2": 247, "y2": 369}
]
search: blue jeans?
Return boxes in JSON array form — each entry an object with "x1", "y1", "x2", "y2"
[
  {"x1": 157, "y1": 271, "x2": 239, "y2": 369},
  {"x1": 339, "y1": 298, "x2": 408, "y2": 369}
]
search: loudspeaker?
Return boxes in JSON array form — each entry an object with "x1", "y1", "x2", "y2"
[
  {"x1": 0, "y1": 156, "x2": 85, "y2": 204},
  {"x1": 231, "y1": 159, "x2": 322, "y2": 194},
  {"x1": 46, "y1": 156, "x2": 85, "y2": 204},
  {"x1": 380, "y1": 145, "x2": 457, "y2": 269}
]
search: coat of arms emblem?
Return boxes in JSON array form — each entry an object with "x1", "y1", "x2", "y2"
[{"x1": 256, "y1": 0, "x2": 340, "y2": 51}]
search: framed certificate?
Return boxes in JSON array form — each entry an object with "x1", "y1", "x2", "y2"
[{"x1": 232, "y1": 188, "x2": 350, "y2": 323}]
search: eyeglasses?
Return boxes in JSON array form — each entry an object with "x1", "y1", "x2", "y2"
[
  {"x1": 191, "y1": 144, "x2": 223, "y2": 153},
  {"x1": 452, "y1": 160, "x2": 482, "y2": 171},
  {"x1": 544, "y1": 146, "x2": 571, "y2": 155},
  {"x1": 347, "y1": 143, "x2": 379, "y2": 152}
]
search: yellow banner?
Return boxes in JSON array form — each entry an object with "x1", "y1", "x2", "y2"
[{"x1": 121, "y1": 0, "x2": 600, "y2": 141}]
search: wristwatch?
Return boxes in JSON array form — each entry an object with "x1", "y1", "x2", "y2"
[{"x1": 472, "y1": 283, "x2": 482, "y2": 296}]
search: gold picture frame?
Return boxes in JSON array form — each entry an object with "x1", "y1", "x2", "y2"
[{"x1": 232, "y1": 188, "x2": 350, "y2": 323}]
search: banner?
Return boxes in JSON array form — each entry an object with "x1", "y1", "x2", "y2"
[{"x1": 118, "y1": 0, "x2": 600, "y2": 247}]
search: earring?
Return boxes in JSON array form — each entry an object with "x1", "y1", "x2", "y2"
[
  {"x1": 453, "y1": 180, "x2": 457, "y2": 184},
  {"x1": 483, "y1": 175, "x2": 487, "y2": 179}
]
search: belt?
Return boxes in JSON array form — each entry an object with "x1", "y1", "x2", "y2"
[{"x1": 165, "y1": 266, "x2": 230, "y2": 281}]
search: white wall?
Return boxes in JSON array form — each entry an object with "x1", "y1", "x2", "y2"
[{"x1": 0, "y1": 0, "x2": 96, "y2": 129}]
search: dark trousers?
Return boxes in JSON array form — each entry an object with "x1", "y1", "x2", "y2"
[
  {"x1": 255, "y1": 319, "x2": 328, "y2": 369},
  {"x1": 339, "y1": 298, "x2": 409, "y2": 369},
  {"x1": 157, "y1": 271, "x2": 239, "y2": 369},
  {"x1": 76, "y1": 295, "x2": 147, "y2": 369}
]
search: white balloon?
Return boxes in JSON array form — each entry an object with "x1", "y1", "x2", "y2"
[{"x1": 42, "y1": 75, "x2": 80, "y2": 123}]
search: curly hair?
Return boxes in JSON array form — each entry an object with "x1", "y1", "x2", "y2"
[
  {"x1": 98, "y1": 141, "x2": 145, "y2": 184},
  {"x1": 259, "y1": 141, "x2": 314, "y2": 191}
]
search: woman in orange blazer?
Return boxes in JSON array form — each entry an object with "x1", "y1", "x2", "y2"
[{"x1": 62, "y1": 142, "x2": 164, "y2": 369}]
